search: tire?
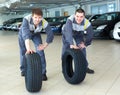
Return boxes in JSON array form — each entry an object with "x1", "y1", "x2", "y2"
[
  {"x1": 109, "y1": 30, "x2": 114, "y2": 39},
  {"x1": 24, "y1": 53, "x2": 42, "y2": 92},
  {"x1": 62, "y1": 49, "x2": 87, "y2": 84}
]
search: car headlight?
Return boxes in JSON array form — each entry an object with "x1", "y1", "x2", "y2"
[
  {"x1": 96, "y1": 25, "x2": 107, "y2": 30},
  {"x1": 56, "y1": 24, "x2": 61, "y2": 28}
]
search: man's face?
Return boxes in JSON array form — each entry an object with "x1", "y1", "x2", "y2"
[
  {"x1": 75, "y1": 12, "x2": 85, "y2": 24},
  {"x1": 32, "y1": 14, "x2": 42, "y2": 26}
]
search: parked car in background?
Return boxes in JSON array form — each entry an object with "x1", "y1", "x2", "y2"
[
  {"x1": 113, "y1": 21, "x2": 120, "y2": 41},
  {"x1": 3, "y1": 17, "x2": 23, "y2": 26},
  {"x1": 11, "y1": 22, "x2": 22, "y2": 31},
  {"x1": 89, "y1": 14, "x2": 101, "y2": 22},
  {"x1": 91, "y1": 12, "x2": 120, "y2": 39},
  {"x1": 85, "y1": 14, "x2": 92, "y2": 19},
  {"x1": 3, "y1": 24, "x2": 12, "y2": 30},
  {"x1": 3, "y1": 17, "x2": 23, "y2": 31},
  {"x1": 44, "y1": 16, "x2": 69, "y2": 33},
  {"x1": 0, "y1": 25, "x2": 3, "y2": 30}
]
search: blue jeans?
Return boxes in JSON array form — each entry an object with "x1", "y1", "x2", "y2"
[{"x1": 18, "y1": 33, "x2": 46, "y2": 74}]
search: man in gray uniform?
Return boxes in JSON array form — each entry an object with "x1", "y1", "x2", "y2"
[
  {"x1": 18, "y1": 8, "x2": 54, "y2": 80},
  {"x1": 62, "y1": 8, "x2": 94, "y2": 74}
]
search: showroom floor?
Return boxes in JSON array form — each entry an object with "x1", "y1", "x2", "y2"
[{"x1": 0, "y1": 30, "x2": 120, "y2": 95}]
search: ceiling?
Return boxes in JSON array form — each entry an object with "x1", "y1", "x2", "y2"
[{"x1": 0, "y1": 0, "x2": 113, "y2": 14}]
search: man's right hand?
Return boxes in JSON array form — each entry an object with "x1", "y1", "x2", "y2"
[
  {"x1": 26, "y1": 49, "x2": 34, "y2": 54},
  {"x1": 70, "y1": 45, "x2": 79, "y2": 49}
]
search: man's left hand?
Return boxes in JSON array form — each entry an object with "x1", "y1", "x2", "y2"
[
  {"x1": 78, "y1": 42, "x2": 86, "y2": 49},
  {"x1": 37, "y1": 43, "x2": 48, "y2": 50}
]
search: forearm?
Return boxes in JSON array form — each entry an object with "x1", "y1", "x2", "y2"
[{"x1": 25, "y1": 39, "x2": 31, "y2": 50}]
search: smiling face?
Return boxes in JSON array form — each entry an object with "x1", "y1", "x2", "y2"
[
  {"x1": 32, "y1": 14, "x2": 42, "y2": 26},
  {"x1": 75, "y1": 12, "x2": 85, "y2": 24}
]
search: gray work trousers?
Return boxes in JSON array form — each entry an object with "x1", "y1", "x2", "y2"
[{"x1": 18, "y1": 33, "x2": 46, "y2": 74}]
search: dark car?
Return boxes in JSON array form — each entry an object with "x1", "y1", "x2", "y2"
[
  {"x1": 3, "y1": 17, "x2": 23, "y2": 30},
  {"x1": 91, "y1": 12, "x2": 120, "y2": 39},
  {"x1": 44, "y1": 16, "x2": 69, "y2": 33},
  {"x1": 89, "y1": 14, "x2": 101, "y2": 22},
  {"x1": 0, "y1": 25, "x2": 3, "y2": 30},
  {"x1": 3, "y1": 17, "x2": 23, "y2": 25}
]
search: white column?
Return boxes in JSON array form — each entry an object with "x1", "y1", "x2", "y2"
[{"x1": 116, "y1": 0, "x2": 120, "y2": 11}]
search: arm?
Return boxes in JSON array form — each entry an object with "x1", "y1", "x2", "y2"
[
  {"x1": 25, "y1": 39, "x2": 34, "y2": 54},
  {"x1": 63, "y1": 19, "x2": 74, "y2": 45},
  {"x1": 63, "y1": 19, "x2": 79, "y2": 49},
  {"x1": 21, "y1": 18, "x2": 34, "y2": 53},
  {"x1": 45, "y1": 23, "x2": 54, "y2": 44},
  {"x1": 85, "y1": 24, "x2": 93, "y2": 46},
  {"x1": 38, "y1": 23, "x2": 54, "y2": 50}
]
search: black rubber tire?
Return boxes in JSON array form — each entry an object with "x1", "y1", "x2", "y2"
[
  {"x1": 24, "y1": 53, "x2": 42, "y2": 92},
  {"x1": 62, "y1": 49, "x2": 87, "y2": 84}
]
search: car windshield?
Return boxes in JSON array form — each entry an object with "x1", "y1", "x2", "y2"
[
  {"x1": 96, "y1": 13, "x2": 118, "y2": 21},
  {"x1": 45, "y1": 16, "x2": 68, "y2": 23}
]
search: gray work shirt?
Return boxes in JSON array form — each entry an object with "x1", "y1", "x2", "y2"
[
  {"x1": 19, "y1": 14, "x2": 54, "y2": 44},
  {"x1": 62, "y1": 15, "x2": 93, "y2": 46}
]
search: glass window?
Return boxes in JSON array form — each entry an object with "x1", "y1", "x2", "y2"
[
  {"x1": 108, "y1": 3, "x2": 115, "y2": 12},
  {"x1": 91, "y1": 3, "x2": 116, "y2": 14}
]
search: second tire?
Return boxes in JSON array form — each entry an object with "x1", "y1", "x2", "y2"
[{"x1": 62, "y1": 49, "x2": 87, "y2": 84}]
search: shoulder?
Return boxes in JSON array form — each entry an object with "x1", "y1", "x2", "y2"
[
  {"x1": 84, "y1": 18, "x2": 91, "y2": 24},
  {"x1": 84, "y1": 18, "x2": 91, "y2": 26},
  {"x1": 42, "y1": 18, "x2": 48, "y2": 28},
  {"x1": 24, "y1": 14, "x2": 32, "y2": 20},
  {"x1": 68, "y1": 15, "x2": 75, "y2": 21}
]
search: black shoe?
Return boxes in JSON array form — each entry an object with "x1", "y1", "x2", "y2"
[
  {"x1": 42, "y1": 74, "x2": 48, "y2": 81},
  {"x1": 21, "y1": 71, "x2": 25, "y2": 77},
  {"x1": 86, "y1": 68, "x2": 94, "y2": 74}
]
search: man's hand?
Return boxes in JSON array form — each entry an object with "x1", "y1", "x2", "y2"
[
  {"x1": 70, "y1": 45, "x2": 79, "y2": 49},
  {"x1": 38, "y1": 43, "x2": 48, "y2": 50},
  {"x1": 26, "y1": 49, "x2": 34, "y2": 54},
  {"x1": 78, "y1": 42, "x2": 86, "y2": 49}
]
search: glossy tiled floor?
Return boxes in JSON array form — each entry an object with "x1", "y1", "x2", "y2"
[{"x1": 0, "y1": 30, "x2": 120, "y2": 95}]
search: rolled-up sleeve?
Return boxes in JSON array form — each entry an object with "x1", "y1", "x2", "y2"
[{"x1": 21, "y1": 18, "x2": 31, "y2": 40}]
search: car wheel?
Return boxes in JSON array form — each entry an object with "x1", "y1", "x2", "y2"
[
  {"x1": 109, "y1": 30, "x2": 114, "y2": 39},
  {"x1": 62, "y1": 49, "x2": 87, "y2": 84},
  {"x1": 24, "y1": 53, "x2": 42, "y2": 92}
]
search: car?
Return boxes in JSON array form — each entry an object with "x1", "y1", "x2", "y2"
[
  {"x1": 85, "y1": 14, "x2": 92, "y2": 19},
  {"x1": 3, "y1": 24, "x2": 12, "y2": 30},
  {"x1": 3, "y1": 17, "x2": 23, "y2": 30},
  {"x1": 44, "y1": 16, "x2": 69, "y2": 34},
  {"x1": 113, "y1": 21, "x2": 120, "y2": 41},
  {"x1": 89, "y1": 14, "x2": 101, "y2": 22},
  {"x1": 0, "y1": 25, "x2": 3, "y2": 30},
  {"x1": 3, "y1": 17, "x2": 23, "y2": 26},
  {"x1": 91, "y1": 12, "x2": 120, "y2": 39},
  {"x1": 11, "y1": 22, "x2": 22, "y2": 31}
]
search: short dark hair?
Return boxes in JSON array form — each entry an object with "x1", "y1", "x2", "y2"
[
  {"x1": 75, "y1": 8, "x2": 85, "y2": 16},
  {"x1": 32, "y1": 8, "x2": 43, "y2": 16}
]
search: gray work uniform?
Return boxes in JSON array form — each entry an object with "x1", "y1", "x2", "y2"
[
  {"x1": 62, "y1": 15, "x2": 93, "y2": 67},
  {"x1": 18, "y1": 14, "x2": 54, "y2": 74}
]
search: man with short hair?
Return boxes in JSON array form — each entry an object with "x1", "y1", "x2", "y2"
[
  {"x1": 62, "y1": 8, "x2": 94, "y2": 74},
  {"x1": 18, "y1": 8, "x2": 54, "y2": 81}
]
